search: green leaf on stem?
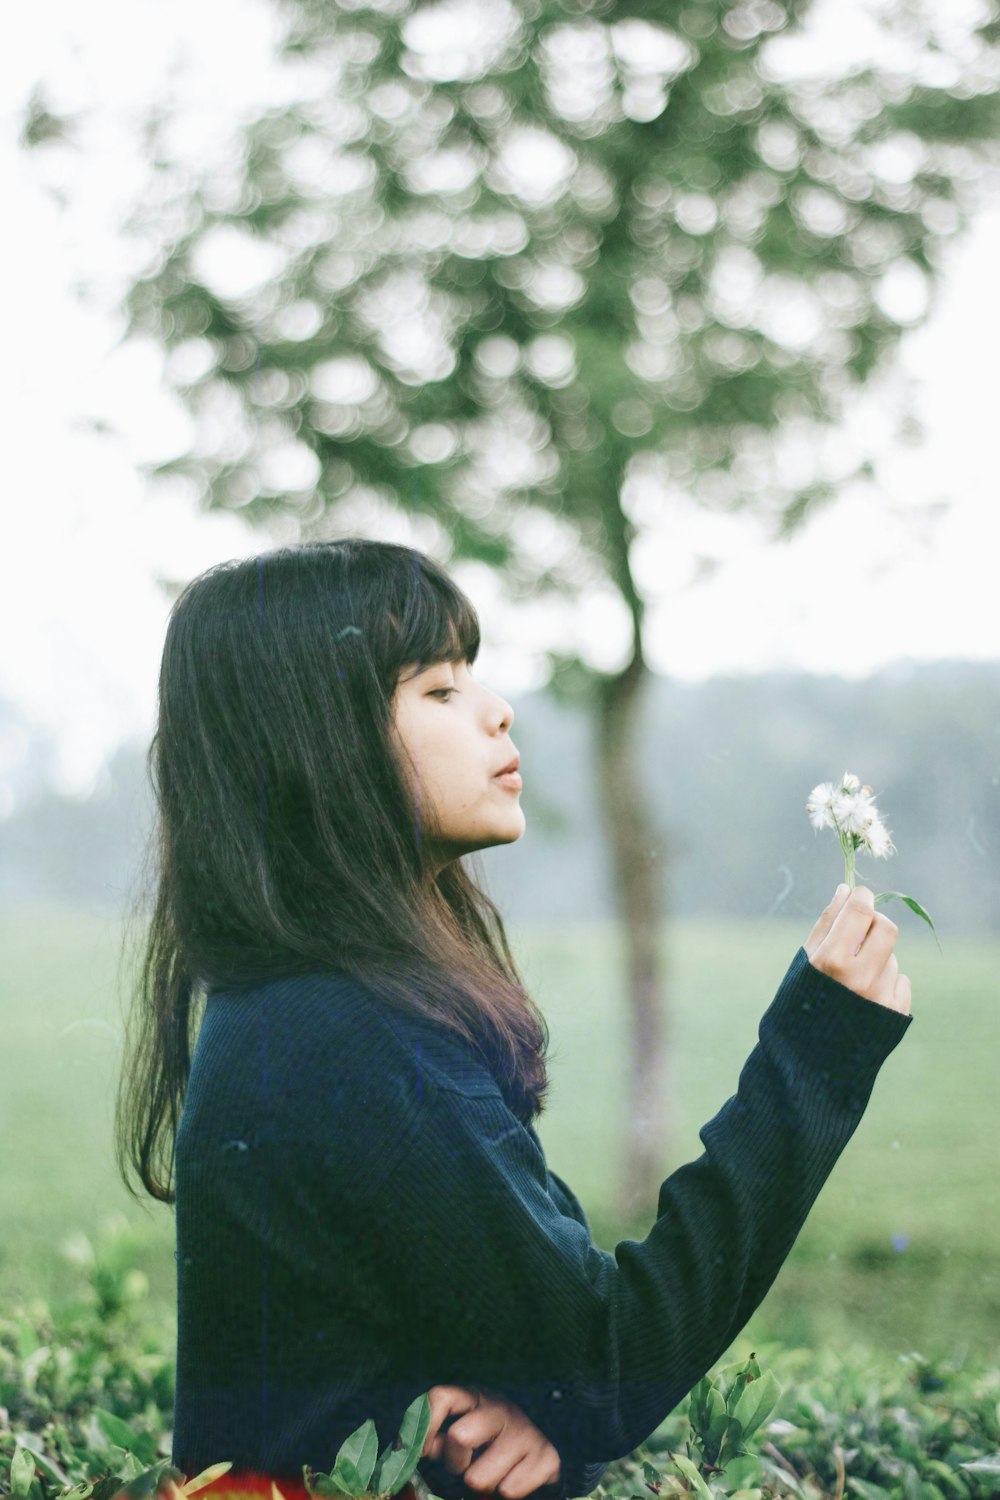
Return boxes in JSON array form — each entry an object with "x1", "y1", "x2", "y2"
[
  {"x1": 731, "y1": 1370, "x2": 780, "y2": 1443},
  {"x1": 372, "y1": 1392, "x2": 432, "y2": 1495},
  {"x1": 723, "y1": 1354, "x2": 761, "y2": 1417},
  {"x1": 10, "y1": 1447, "x2": 36, "y2": 1500},
  {"x1": 873, "y1": 892, "x2": 942, "y2": 951},
  {"x1": 182, "y1": 1465, "x2": 234, "y2": 1495},
  {"x1": 689, "y1": 1375, "x2": 713, "y2": 1437},
  {"x1": 959, "y1": 1453, "x2": 1000, "y2": 1475},
  {"x1": 669, "y1": 1451, "x2": 717, "y2": 1500}
]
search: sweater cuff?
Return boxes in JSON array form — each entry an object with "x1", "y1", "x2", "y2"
[
  {"x1": 557, "y1": 1457, "x2": 611, "y2": 1499},
  {"x1": 761, "y1": 945, "x2": 912, "y2": 1105}
]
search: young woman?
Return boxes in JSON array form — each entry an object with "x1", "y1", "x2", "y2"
[{"x1": 114, "y1": 537, "x2": 912, "y2": 1500}]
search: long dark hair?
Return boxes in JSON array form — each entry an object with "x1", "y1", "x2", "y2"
[{"x1": 114, "y1": 537, "x2": 553, "y2": 1206}]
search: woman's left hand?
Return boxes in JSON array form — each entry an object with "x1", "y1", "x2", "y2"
[{"x1": 421, "y1": 1384, "x2": 562, "y2": 1499}]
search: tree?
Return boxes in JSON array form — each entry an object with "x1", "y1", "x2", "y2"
[{"x1": 28, "y1": 0, "x2": 1000, "y2": 1219}]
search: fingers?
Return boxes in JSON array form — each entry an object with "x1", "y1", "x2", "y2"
[
  {"x1": 810, "y1": 886, "x2": 878, "y2": 977},
  {"x1": 464, "y1": 1438, "x2": 560, "y2": 1498},
  {"x1": 431, "y1": 1391, "x2": 506, "y2": 1476},
  {"x1": 468, "y1": 1449, "x2": 560, "y2": 1500},
  {"x1": 437, "y1": 1431, "x2": 477, "y2": 1477},
  {"x1": 803, "y1": 883, "x2": 852, "y2": 960},
  {"x1": 443, "y1": 1394, "x2": 561, "y2": 1498},
  {"x1": 460, "y1": 1432, "x2": 524, "y2": 1494},
  {"x1": 422, "y1": 1386, "x2": 480, "y2": 1459},
  {"x1": 894, "y1": 970, "x2": 913, "y2": 1017},
  {"x1": 422, "y1": 1387, "x2": 563, "y2": 1500},
  {"x1": 867, "y1": 950, "x2": 912, "y2": 1016},
  {"x1": 851, "y1": 913, "x2": 899, "y2": 991},
  {"x1": 446, "y1": 1403, "x2": 505, "y2": 1452},
  {"x1": 833, "y1": 884, "x2": 877, "y2": 953},
  {"x1": 438, "y1": 1417, "x2": 494, "y2": 1478},
  {"x1": 807, "y1": 886, "x2": 910, "y2": 1011},
  {"x1": 463, "y1": 1446, "x2": 528, "y2": 1495}
]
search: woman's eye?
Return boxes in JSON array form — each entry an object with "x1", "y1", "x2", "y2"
[{"x1": 430, "y1": 688, "x2": 455, "y2": 700}]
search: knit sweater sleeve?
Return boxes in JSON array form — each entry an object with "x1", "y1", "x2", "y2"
[
  {"x1": 355, "y1": 946, "x2": 911, "y2": 1500},
  {"x1": 543, "y1": 1165, "x2": 592, "y2": 1234}
]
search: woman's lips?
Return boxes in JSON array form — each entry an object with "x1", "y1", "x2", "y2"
[{"x1": 494, "y1": 770, "x2": 523, "y2": 790}]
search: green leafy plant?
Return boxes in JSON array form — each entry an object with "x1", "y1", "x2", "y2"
[
  {"x1": 5, "y1": 1284, "x2": 1000, "y2": 1500},
  {"x1": 687, "y1": 1352, "x2": 781, "y2": 1473},
  {"x1": 301, "y1": 1392, "x2": 432, "y2": 1500},
  {"x1": 0, "y1": 1392, "x2": 432, "y2": 1500},
  {"x1": 32, "y1": 1395, "x2": 433, "y2": 1500},
  {"x1": 613, "y1": 1352, "x2": 780, "y2": 1499}
]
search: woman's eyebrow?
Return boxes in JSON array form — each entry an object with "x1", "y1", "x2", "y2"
[{"x1": 403, "y1": 659, "x2": 453, "y2": 684}]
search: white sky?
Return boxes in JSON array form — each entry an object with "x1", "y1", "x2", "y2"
[{"x1": 2, "y1": 0, "x2": 999, "y2": 806}]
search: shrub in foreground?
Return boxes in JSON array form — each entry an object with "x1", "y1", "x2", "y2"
[{"x1": 2, "y1": 1224, "x2": 999, "y2": 1500}]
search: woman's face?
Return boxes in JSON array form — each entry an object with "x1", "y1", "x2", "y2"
[{"x1": 391, "y1": 655, "x2": 525, "y2": 874}]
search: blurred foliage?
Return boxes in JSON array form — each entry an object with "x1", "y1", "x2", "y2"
[
  {"x1": 58, "y1": 0, "x2": 998, "y2": 653},
  {"x1": 19, "y1": 86, "x2": 76, "y2": 150}
]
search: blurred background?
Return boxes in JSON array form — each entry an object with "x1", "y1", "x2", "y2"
[{"x1": 3, "y1": 0, "x2": 999, "y2": 1380}]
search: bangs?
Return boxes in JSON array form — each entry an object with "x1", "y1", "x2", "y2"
[{"x1": 390, "y1": 565, "x2": 481, "y2": 676}]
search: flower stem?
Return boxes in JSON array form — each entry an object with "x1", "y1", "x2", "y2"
[{"x1": 841, "y1": 833, "x2": 857, "y2": 889}]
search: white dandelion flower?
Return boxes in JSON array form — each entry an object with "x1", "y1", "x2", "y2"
[
  {"x1": 805, "y1": 781, "x2": 836, "y2": 830},
  {"x1": 803, "y1": 771, "x2": 938, "y2": 948},
  {"x1": 833, "y1": 789, "x2": 878, "y2": 836},
  {"x1": 864, "y1": 816, "x2": 896, "y2": 859},
  {"x1": 806, "y1": 769, "x2": 896, "y2": 881}
]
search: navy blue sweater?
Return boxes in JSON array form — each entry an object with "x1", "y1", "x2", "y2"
[{"x1": 170, "y1": 946, "x2": 912, "y2": 1499}]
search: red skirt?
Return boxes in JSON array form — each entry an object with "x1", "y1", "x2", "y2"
[{"x1": 185, "y1": 1475, "x2": 420, "y2": 1500}]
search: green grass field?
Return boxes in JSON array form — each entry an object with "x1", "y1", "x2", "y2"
[{"x1": 1, "y1": 906, "x2": 996, "y2": 1365}]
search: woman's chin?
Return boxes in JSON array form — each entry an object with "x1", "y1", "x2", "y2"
[
  {"x1": 476, "y1": 810, "x2": 527, "y2": 852},
  {"x1": 501, "y1": 806, "x2": 527, "y2": 841}
]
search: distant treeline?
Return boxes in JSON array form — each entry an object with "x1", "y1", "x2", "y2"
[{"x1": 2, "y1": 658, "x2": 997, "y2": 935}]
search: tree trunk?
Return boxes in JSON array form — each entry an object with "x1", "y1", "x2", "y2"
[{"x1": 594, "y1": 649, "x2": 672, "y2": 1224}]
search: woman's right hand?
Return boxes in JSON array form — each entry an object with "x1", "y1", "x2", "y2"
[
  {"x1": 804, "y1": 884, "x2": 912, "y2": 1016},
  {"x1": 421, "y1": 1384, "x2": 562, "y2": 1499}
]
